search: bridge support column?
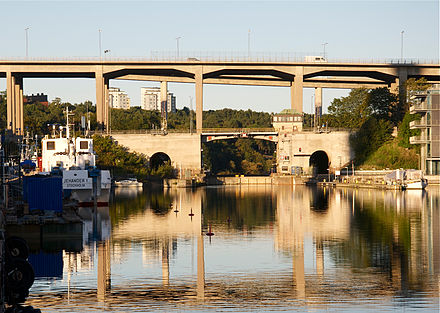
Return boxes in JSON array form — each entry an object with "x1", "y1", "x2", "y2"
[
  {"x1": 314, "y1": 87, "x2": 322, "y2": 127},
  {"x1": 291, "y1": 67, "x2": 303, "y2": 114},
  {"x1": 15, "y1": 77, "x2": 24, "y2": 136},
  {"x1": 96, "y1": 72, "x2": 109, "y2": 131},
  {"x1": 195, "y1": 69, "x2": 203, "y2": 133},
  {"x1": 6, "y1": 73, "x2": 24, "y2": 135},
  {"x1": 160, "y1": 81, "x2": 168, "y2": 130},
  {"x1": 398, "y1": 67, "x2": 408, "y2": 109}
]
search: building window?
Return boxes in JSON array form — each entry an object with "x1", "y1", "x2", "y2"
[
  {"x1": 80, "y1": 141, "x2": 88, "y2": 149},
  {"x1": 47, "y1": 141, "x2": 55, "y2": 150}
]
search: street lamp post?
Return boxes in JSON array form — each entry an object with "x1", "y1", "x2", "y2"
[
  {"x1": 99, "y1": 29, "x2": 102, "y2": 60},
  {"x1": 322, "y1": 42, "x2": 328, "y2": 59},
  {"x1": 400, "y1": 30, "x2": 404, "y2": 62},
  {"x1": 248, "y1": 29, "x2": 251, "y2": 59},
  {"x1": 25, "y1": 27, "x2": 30, "y2": 59},
  {"x1": 176, "y1": 36, "x2": 181, "y2": 59}
]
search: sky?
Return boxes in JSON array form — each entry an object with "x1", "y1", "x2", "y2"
[{"x1": 0, "y1": 1, "x2": 439, "y2": 113}]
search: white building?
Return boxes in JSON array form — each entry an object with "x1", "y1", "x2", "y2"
[
  {"x1": 141, "y1": 87, "x2": 176, "y2": 112},
  {"x1": 109, "y1": 87, "x2": 131, "y2": 109}
]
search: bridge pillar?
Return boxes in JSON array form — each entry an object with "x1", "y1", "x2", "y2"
[
  {"x1": 160, "y1": 81, "x2": 168, "y2": 130},
  {"x1": 15, "y1": 77, "x2": 24, "y2": 136},
  {"x1": 291, "y1": 67, "x2": 304, "y2": 114},
  {"x1": 314, "y1": 87, "x2": 322, "y2": 127},
  {"x1": 95, "y1": 72, "x2": 109, "y2": 131},
  {"x1": 6, "y1": 72, "x2": 24, "y2": 135},
  {"x1": 6, "y1": 72, "x2": 15, "y2": 133},
  {"x1": 398, "y1": 67, "x2": 408, "y2": 109},
  {"x1": 195, "y1": 69, "x2": 203, "y2": 133}
]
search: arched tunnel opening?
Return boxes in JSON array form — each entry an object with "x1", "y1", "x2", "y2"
[
  {"x1": 150, "y1": 152, "x2": 171, "y2": 170},
  {"x1": 309, "y1": 150, "x2": 329, "y2": 175}
]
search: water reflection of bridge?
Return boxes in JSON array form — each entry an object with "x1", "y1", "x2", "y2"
[{"x1": 21, "y1": 186, "x2": 440, "y2": 309}]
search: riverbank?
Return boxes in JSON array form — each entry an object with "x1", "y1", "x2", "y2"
[{"x1": 164, "y1": 172, "x2": 440, "y2": 189}]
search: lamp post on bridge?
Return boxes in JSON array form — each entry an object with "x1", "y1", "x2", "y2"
[
  {"x1": 400, "y1": 30, "x2": 404, "y2": 62},
  {"x1": 176, "y1": 36, "x2": 182, "y2": 59},
  {"x1": 25, "y1": 27, "x2": 30, "y2": 59},
  {"x1": 322, "y1": 42, "x2": 328, "y2": 59}
]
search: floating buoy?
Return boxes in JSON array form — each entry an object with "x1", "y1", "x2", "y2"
[{"x1": 206, "y1": 224, "x2": 214, "y2": 236}]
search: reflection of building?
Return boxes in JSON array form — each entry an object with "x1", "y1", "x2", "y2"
[
  {"x1": 409, "y1": 87, "x2": 440, "y2": 175},
  {"x1": 141, "y1": 87, "x2": 176, "y2": 112},
  {"x1": 109, "y1": 87, "x2": 131, "y2": 109}
]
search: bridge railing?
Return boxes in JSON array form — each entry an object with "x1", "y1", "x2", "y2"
[{"x1": 0, "y1": 54, "x2": 438, "y2": 64}]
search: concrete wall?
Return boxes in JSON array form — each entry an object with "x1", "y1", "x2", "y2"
[
  {"x1": 277, "y1": 131, "x2": 353, "y2": 174},
  {"x1": 112, "y1": 133, "x2": 202, "y2": 173}
]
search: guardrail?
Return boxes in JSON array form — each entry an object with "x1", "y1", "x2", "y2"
[{"x1": 0, "y1": 53, "x2": 438, "y2": 64}]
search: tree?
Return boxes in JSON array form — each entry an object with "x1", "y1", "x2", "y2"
[
  {"x1": 366, "y1": 87, "x2": 399, "y2": 124},
  {"x1": 327, "y1": 88, "x2": 371, "y2": 128},
  {"x1": 350, "y1": 117, "x2": 393, "y2": 165}
]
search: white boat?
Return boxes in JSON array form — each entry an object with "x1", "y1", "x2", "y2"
[
  {"x1": 41, "y1": 109, "x2": 111, "y2": 206},
  {"x1": 384, "y1": 169, "x2": 428, "y2": 190},
  {"x1": 113, "y1": 178, "x2": 143, "y2": 188},
  {"x1": 404, "y1": 169, "x2": 428, "y2": 190}
]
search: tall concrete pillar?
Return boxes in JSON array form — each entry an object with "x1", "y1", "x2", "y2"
[
  {"x1": 291, "y1": 67, "x2": 304, "y2": 114},
  {"x1": 197, "y1": 233, "x2": 205, "y2": 301},
  {"x1": 160, "y1": 81, "x2": 168, "y2": 130},
  {"x1": 6, "y1": 72, "x2": 16, "y2": 132},
  {"x1": 195, "y1": 69, "x2": 203, "y2": 133},
  {"x1": 314, "y1": 87, "x2": 322, "y2": 127},
  {"x1": 14, "y1": 77, "x2": 24, "y2": 135},
  {"x1": 398, "y1": 67, "x2": 408, "y2": 109},
  {"x1": 95, "y1": 72, "x2": 109, "y2": 131}
]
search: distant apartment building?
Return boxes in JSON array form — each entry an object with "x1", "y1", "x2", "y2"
[
  {"x1": 109, "y1": 87, "x2": 130, "y2": 109},
  {"x1": 141, "y1": 87, "x2": 176, "y2": 112},
  {"x1": 409, "y1": 87, "x2": 440, "y2": 175},
  {"x1": 24, "y1": 93, "x2": 48, "y2": 106}
]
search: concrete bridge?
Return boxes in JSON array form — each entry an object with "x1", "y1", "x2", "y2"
[
  {"x1": 1, "y1": 59, "x2": 439, "y2": 135},
  {"x1": 111, "y1": 129, "x2": 352, "y2": 175}
]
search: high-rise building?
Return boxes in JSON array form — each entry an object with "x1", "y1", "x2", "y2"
[
  {"x1": 141, "y1": 87, "x2": 176, "y2": 112},
  {"x1": 409, "y1": 86, "x2": 440, "y2": 175},
  {"x1": 109, "y1": 87, "x2": 130, "y2": 109}
]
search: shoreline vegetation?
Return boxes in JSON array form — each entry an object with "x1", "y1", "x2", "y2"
[{"x1": 0, "y1": 78, "x2": 429, "y2": 179}]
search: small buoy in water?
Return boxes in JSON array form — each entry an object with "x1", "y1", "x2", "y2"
[
  {"x1": 188, "y1": 208, "x2": 194, "y2": 217},
  {"x1": 206, "y1": 224, "x2": 214, "y2": 236}
]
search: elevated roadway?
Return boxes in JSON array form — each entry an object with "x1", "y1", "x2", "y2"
[{"x1": 1, "y1": 59, "x2": 438, "y2": 134}]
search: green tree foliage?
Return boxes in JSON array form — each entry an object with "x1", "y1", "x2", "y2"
[
  {"x1": 327, "y1": 88, "x2": 371, "y2": 128},
  {"x1": 350, "y1": 117, "x2": 393, "y2": 165},
  {"x1": 363, "y1": 141, "x2": 419, "y2": 169},
  {"x1": 397, "y1": 112, "x2": 420, "y2": 149},
  {"x1": 92, "y1": 134, "x2": 150, "y2": 179},
  {"x1": 203, "y1": 109, "x2": 272, "y2": 128},
  {"x1": 367, "y1": 87, "x2": 399, "y2": 124},
  {"x1": 203, "y1": 139, "x2": 275, "y2": 175},
  {"x1": 111, "y1": 107, "x2": 161, "y2": 130}
]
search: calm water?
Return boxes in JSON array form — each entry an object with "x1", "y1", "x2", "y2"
[{"x1": 21, "y1": 185, "x2": 440, "y2": 312}]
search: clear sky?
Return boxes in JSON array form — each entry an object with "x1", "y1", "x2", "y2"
[{"x1": 0, "y1": 1, "x2": 439, "y2": 113}]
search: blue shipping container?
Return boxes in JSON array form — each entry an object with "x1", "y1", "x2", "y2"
[{"x1": 23, "y1": 176, "x2": 63, "y2": 212}]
